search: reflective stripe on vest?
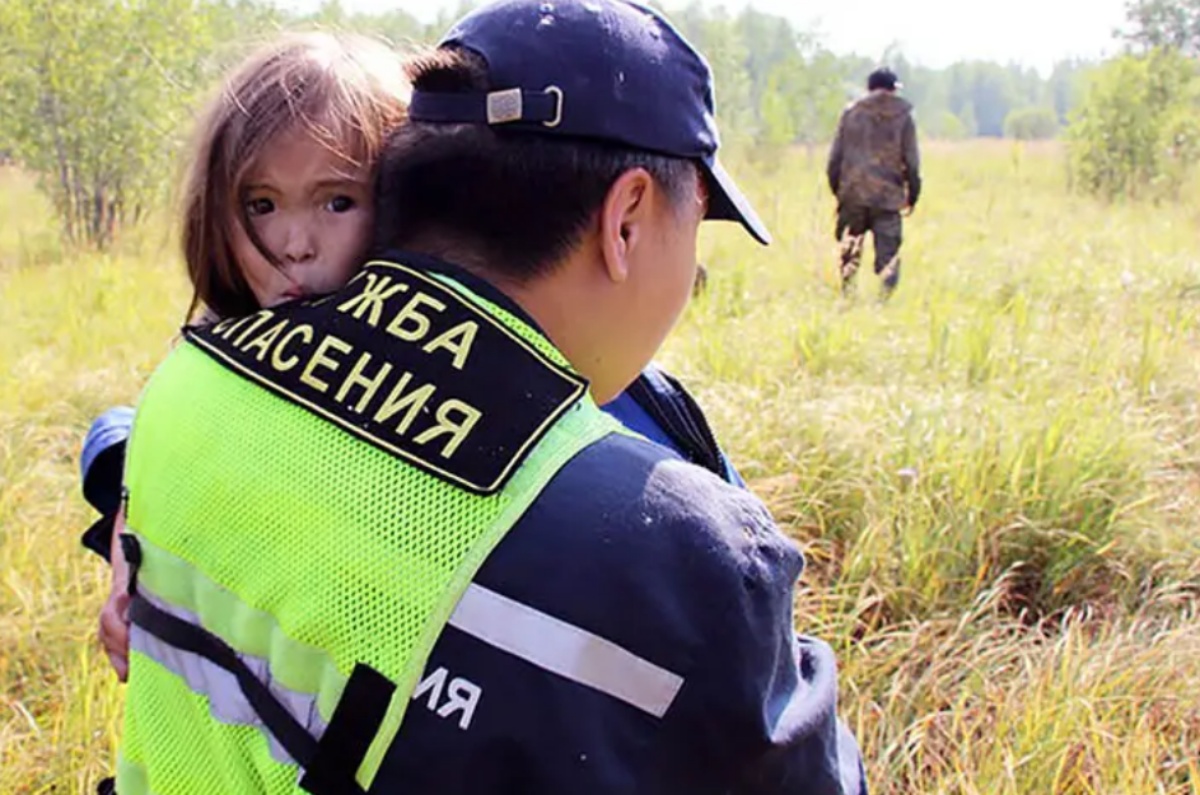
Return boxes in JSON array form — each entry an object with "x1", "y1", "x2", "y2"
[
  {"x1": 118, "y1": 262, "x2": 619, "y2": 794},
  {"x1": 129, "y1": 586, "x2": 329, "y2": 768}
]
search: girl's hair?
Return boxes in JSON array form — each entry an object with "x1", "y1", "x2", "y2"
[{"x1": 182, "y1": 31, "x2": 409, "y2": 321}]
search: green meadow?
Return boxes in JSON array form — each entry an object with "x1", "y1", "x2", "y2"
[{"x1": 2, "y1": 141, "x2": 1199, "y2": 793}]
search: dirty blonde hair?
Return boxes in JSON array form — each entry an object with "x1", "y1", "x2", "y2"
[{"x1": 181, "y1": 31, "x2": 409, "y2": 320}]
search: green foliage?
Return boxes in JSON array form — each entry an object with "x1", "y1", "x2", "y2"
[
  {"x1": 776, "y1": 49, "x2": 848, "y2": 147},
  {"x1": 666, "y1": 6, "x2": 1090, "y2": 150},
  {"x1": 1048, "y1": 59, "x2": 1092, "y2": 124},
  {"x1": 1122, "y1": 0, "x2": 1200, "y2": 54},
  {"x1": 0, "y1": 0, "x2": 258, "y2": 249},
  {"x1": 1066, "y1": 49, "x2": 1200, "y2": 199},
  {"x1": 925, "y1": 110, "x2": 971, "y2": 140},
  {"x1": 1004, "y1": 106, "x2": 1059, "y2": 140},
  {"x1": 668, "y1": 4, "x2": 759, "y2": 146},
  {"x1": 964, "y1": 64, "x2": 1017, "y2": 136},
  {"x1": 957, "y1": 102, "x2": 979, "y2": 137},
  {"x1": 935, "y1": 62, "x2": 1034, "y2": 137},
  {"x1": 302, "y1": 0, "x2": 455, "y2": 48},
  {"x1": 736, "y1": 11, "x2": 845, "y2": 147}
]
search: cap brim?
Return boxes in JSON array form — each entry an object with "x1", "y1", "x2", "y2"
[{"x1": 701, "y1": 156, "x2": 772, "y2": 246}]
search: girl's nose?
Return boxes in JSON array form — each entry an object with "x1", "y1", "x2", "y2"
[{"x1": 280, "y1": 222, "x2": 316, "y2": 264}]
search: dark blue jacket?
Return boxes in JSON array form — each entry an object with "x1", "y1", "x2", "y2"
[
  {"x1": 81, "y1": 262, "x2": 866, "y2": 795},
  {"x1": 380, "y1": 430, "x2": 865, "y2": 794}
]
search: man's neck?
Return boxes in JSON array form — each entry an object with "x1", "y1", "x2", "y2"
[
  {"x1": 498, "y1": 259, "x2": 626, "y2": 404},
  {"x1": 387, "y1": 244, "x2": 628, "y2": 404}
]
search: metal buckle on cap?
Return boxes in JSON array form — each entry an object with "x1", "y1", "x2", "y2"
[
  {"x1": 485, "y1": 86, "x2": 562, "y2": 127},
  {"x1": 487, "y1": 88, "x2": 523, "y2": 124},
  {"x1": 543, "y1": 86, "x2": 563, "y2": 128}
]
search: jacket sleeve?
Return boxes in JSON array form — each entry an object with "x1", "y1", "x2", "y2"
[
  {"x1": 826, "y1": 111, "x2": 847, "y2": 196},
  {"x1": 902, "y1": 113, "x2": 921, "y2": 208},
  {"x1": 652, "y1": 485, "x2": 867, "y2": 795},
  {"x1": 80, "y1": 406, "x2": 135, "y2": 561},
  {"x1": 730, "y1": 636, "x2": 867, "y2": 795}
]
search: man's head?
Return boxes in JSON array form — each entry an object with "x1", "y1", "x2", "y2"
[
  {"x1": 374, "y1": 0, "x2": 768, "y2": 402},
  {"x1": 867, "y1": 67, "x2": 902, "y2": 93}
]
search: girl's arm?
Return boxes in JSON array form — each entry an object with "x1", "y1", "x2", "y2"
[{"x1": 81, "y1": 407, "x2": 136, "y2": 679}]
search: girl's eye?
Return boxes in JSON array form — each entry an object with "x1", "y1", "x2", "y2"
[
  {"x1": 246, "y1": 197, "x2": 274, "y2": 217},
  {"x1": 327, "y1": 195, "x2": 356, "y2": 213}
]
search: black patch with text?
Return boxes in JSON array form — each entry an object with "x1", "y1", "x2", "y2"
[{"x1": 185, "y1": 260, "x2": 587, "y2": 494}]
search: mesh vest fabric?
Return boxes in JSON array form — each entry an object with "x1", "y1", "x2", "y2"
[{"x1": 117, "y1": 275, "x2": 618, "y2": 794}]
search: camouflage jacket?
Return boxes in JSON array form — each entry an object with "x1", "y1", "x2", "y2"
[{"x1": 826, "y1": 91, "x2": 921, "y2": 211}]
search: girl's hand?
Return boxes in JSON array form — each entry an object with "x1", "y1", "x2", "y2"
[{"x1": 98, "y1": 506, "x2": 131, "y2": 681}]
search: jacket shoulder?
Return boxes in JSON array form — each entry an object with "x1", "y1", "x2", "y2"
[{"x1": 475, "y1": 432, "x2": 804, "y2": 659}]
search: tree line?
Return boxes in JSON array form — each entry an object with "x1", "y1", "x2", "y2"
[
  {"x1": 1067, "y1": 0, "x2": 1200, "y2": 199},
  {"x1": 0, "y1": 0, "x2": 1195, "y2": 247},
  {"x1": 296, "y1": 1, "x2": 1095, "y2": 145}
]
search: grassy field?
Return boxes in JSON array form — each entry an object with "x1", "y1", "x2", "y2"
[{"x1": 3, "y1": 141, "x2": 1199, "y2": 793}]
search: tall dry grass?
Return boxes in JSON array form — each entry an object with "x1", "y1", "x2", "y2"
[{"x1": 2, "y1": 142, "x2": 1199, "y2": 793}]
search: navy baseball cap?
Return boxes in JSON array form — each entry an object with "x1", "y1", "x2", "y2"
[{"x1": 408, "y1": 0, "x2": 772, "y2": 245}]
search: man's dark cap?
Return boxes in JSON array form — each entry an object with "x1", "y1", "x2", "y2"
[
  {"x1": 868, "y1": 67, "x2": 902, "y2": 92},
  {"x1": 407, "y1": 0, "x2": 771, "y2": 245}
]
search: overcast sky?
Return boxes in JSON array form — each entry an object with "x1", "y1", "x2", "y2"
[{"x1": 291, "y1": 0, "x2": 1131, "y2": 73}]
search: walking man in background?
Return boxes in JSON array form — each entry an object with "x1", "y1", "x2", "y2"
[{"x1": 826, "y1": 67, "x2": 921, "y2": 297}]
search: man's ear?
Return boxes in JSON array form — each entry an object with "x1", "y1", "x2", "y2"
[{"x1": 598, "y1": 168, "x2": 654, "y2": 284}]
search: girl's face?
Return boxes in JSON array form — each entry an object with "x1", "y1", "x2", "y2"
[{"x1": 233, "y1": 127, "x2": 374, "y2": 308}]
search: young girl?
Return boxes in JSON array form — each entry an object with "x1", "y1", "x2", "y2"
[
  {"x1": 180, "y1": 31, "x2": 409, "y2": 320},
  {"x1": 81, "y1": 30, "x2": 742, "y2": 683},
  {"x1": 82, "y1": 29, "x2": 411, "y2": 679}
]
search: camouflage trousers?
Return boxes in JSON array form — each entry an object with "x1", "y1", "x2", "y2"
[{"x1": 835, "y1": 204, "x2": 902, "y2": 294}]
